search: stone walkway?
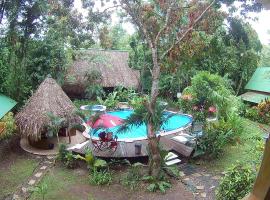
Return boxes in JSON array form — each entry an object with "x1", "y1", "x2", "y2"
[
  {"x1": 11, "y1": 156, "x2": 55, "y2": 200},
  {"x1": 180, "y1": 163, "x2": 224, "y2": 200}
]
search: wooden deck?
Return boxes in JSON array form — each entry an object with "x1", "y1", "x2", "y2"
[{"x1": 72, "y1": 129, "x2": 194, "y2": 158}]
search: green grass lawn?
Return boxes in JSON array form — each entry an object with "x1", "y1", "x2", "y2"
[
  {"x1": 0, "y1": 158, "x2": 39, "y2": 199},
  {"x1": 199, "y1": 118, "x2": 268, "y2": 171},
  {"x1": 30, "y1": 167, "x2": 89, "y2": 200}
]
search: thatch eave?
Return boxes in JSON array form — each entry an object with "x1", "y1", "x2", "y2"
[
  {"x1": 62, "y1": 49, "x2": 140, "y2": 97},
  {"x1": 15, "y1": 78, "x2": 81, "y2": 141}
]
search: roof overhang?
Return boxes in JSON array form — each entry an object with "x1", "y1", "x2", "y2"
[
  {"x1": 240, "y1": 91, "x2": 270, "y2": 104},
  {"x1": 0, "y1": 94, "x2": 17, "y2": 119}
]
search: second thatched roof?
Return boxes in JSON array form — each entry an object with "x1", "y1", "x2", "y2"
[
  {"x1": 16, "y1": 77, "x2": 81, "y2": 141},
  {"x1": 62, "y1": 49, "x2": 140, "y2": 97}
]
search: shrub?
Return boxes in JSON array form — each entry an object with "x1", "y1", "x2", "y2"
[
  {"x1": 85, "y1": 84, "x2": 105, "y2": 100},
  {"x1": 0, "y1": 112, "x2": 16, "y2": 140},
  {"x1": 97, "y1": 92, "x2": 119, "y2": 109},
  {"x1": 121, "y1": 162, "x2": 144, "y2": 190},
  {"x1": 64, "y1": 152, "x2": 76, "y2": 168},
  {"x1": 89, "y1": 169, "x2": 112, "y2": 185},
  {"x1": 115, "y1": 86, "x2": 137, "y2": 102},
  {"x1": 216, "y1": 164, "x2": 256, "y2": 200},
  {"x1": 199, "y1": 121, "x2": 232, "y2": 159},
  {"x1": 58, "y1": 143, "x2": 68, "y2": 162},
  {"x1": 58, "y1": 144, "x2": 76, "y2": 168},
  {"x1": 199, "y1": 115, "x2": 244, "y2": 159},
  {"x1": 245, "y1": 100, "x2": 270, "y2": 124},
  {"x1": 128, "y1": 95, "x2": 145, "y2": 110},
  {"x1": 142, "y1": 175, "x2": 171, "y2": 193},
  {"x1": 245, "y1": 107, "x2": 259, "y2": 121},
  {"x1": 226, "y1": 114, "x2": 244, "y2": 143},
  {"x1": 179, "y1": 71, "x2": 239, "y2": 123},
  {"x1": 75, "y1": 149, "x2": 107, "y2": 170}
]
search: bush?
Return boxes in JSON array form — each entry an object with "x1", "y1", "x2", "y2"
[
  {"x1": 199, "y1": 121, "x2": 230, "y2": 159},
  {"x1": 245, "y1": 100, "x2": 270, "y2": 124},
  {"x1": 198, "y1": 115, "x2": 244, "y2": 159},
  {"x1": 58, "y1": 143, "x2": 68, "y2": 162},
  {"x1": 89, "y1": 169, "x2": 112, "y2": 185},
  {"x1": 64, "y1": 152, "x2": 76, "y2": 168},
  {"x1": 179, "y1": 71, "x2": 239, "y2": 123},
  {"x1": 142, "y1": 175, "x2": 171, "y2": 193},
  {"x1": 85, "y1": 84, "x2": 105, "y2": 100},
  {"x1": 128, "y1": 95, "x2": 146, "y2": 110},
  {"x1": 121, "y1": 162, "x2": 144, "y2": 190},
  {"x1": 115, "y1": 86, "x2": 137, "y2": 102},
  {"x1": 216, "y1": 164, "x2": 256, "y2": 200},
  {"x1": 0, "y1": 112, "x2": 16, "y2": 140},
  {"x1": 225, "y1": 114, "x2": 244, "y2": 143},
  {"x1": 75, "y1": 149, "x2": 107, "y2": 170},
  {"x1": 58, "y1": 144, "x2": 76, "y2": 168},
  {"x1": 97, "y1": 92, "x2": 119, "y2": 109}
]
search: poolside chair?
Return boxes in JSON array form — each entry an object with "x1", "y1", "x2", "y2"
[
  {"x1": 91, "y1": 131, "x2": 118, "y2": 153},
  {"x1": 106, "y1": 132, "x2": 118, "y2": 152},
  {"x1": 190, "y1": 122, "x2": 205, "y2": 157}
]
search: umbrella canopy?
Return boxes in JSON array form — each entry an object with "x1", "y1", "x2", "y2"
[{"x1": 88, "y1": 114, "x2": 123, "y2": 129}]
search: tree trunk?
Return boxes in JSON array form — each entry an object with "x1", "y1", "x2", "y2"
[
  {"x1": 147, "y1": 123, "x2": 162, "y2": 177},
  {"x1": 67, "y1": 128, "x2": 71, "y2": 144},
  {"x1": 236, "y1": 75, "x2": 243, "y2": 95},
  {"x1": 147, "y1": 45, "x2": 162, "y2": 178}
]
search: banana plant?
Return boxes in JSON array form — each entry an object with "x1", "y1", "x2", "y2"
[{"x1": 75, "y1": 149, "x2": 107, "y2": 170}]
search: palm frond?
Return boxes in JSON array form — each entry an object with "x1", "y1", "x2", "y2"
[{"x1": 117, "y1": 99, "x2": 172, "y2": 134}]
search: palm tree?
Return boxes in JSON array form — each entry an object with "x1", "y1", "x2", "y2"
[
  {"x1": 118, "y1": 98, "x2": 173, "y2": 177},
  {"x1": 47, "y1": 112, "x2": 65, "y2": 144}
]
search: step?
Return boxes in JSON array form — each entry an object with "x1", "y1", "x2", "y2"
[
  {"x1": 165, "y1": 158, "x2": 181, "y2": 166},
  {"x1": 165, "y1": 152, "x2": 178, "y2": 161},
  {"x1": 172, "y1": 135, "x2": 189, "y2": 144}
]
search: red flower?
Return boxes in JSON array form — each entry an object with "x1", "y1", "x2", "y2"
[{"x1": 208, "y1": 106, "x2": 217, "y2": 113}]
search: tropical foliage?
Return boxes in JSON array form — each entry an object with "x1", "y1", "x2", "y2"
[
  {"x1": 245, "y1": 100, "x2": 270, "y2": 124},
  {"x1": 179, "y1": 71, "x2": 240, "y2": 122},
  {"x1": 0, "y1": 112, "x2": 17, "y2": 140},
  {"x1": 216, "y1": 163, "x2": 256, "y2": 200},
  {"x1": 199, "y1": 116, "x2": 244, "y2": 159}
]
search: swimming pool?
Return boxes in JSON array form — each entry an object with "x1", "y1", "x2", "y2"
[{"x1": 87, "y1": 110, "x2": 193, "y2": 142}]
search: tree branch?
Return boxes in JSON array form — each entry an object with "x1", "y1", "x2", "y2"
[
  {"x1": 121, "y1": 0, "x2": 154, "y2": 48},
  {"x1": 100, "y1": 4, "x2": 121, "y2": 14},
  {"x1": 161, "y1": 0, "x2": 216, "y2": 59},
  {"x1": 154, "y1": 4, "x2": 173, "y2": 45}
]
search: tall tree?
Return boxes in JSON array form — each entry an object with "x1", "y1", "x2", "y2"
[
  {"x1": 98, "y1": 0, "x2": 263, "y2": 177},
  {"x1": 98, "y1": 0, "x2": 219, "y2": 177}
]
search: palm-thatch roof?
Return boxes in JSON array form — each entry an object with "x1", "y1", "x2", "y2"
[
  {"x1": 62, "y1": 49, "x2": 140, "y2": 97},
  {"x1": 16, "y1": 77, "x2": 81, "y2": 141}
]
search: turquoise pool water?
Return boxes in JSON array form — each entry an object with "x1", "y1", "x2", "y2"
[{"x1": 89, "y1": 110, "x2": 192, "y2": 141}]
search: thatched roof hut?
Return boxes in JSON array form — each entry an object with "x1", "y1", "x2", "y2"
[
  {"x1": 62, "y1": 49, "x2": 140, "y2": 97},
  {"x1": 16, "y1": 78, "x2": 81, "y2": 141}
]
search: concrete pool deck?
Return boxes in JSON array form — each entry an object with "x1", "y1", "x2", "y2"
[{"x1": 20, "y1": 131, "x2": 86, "y2": 155}]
